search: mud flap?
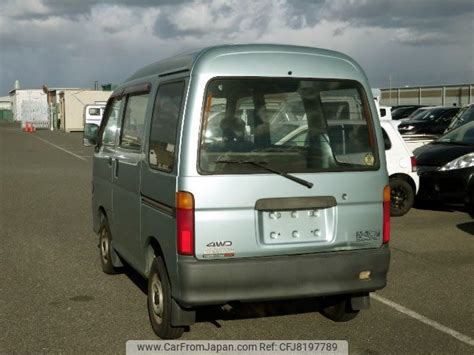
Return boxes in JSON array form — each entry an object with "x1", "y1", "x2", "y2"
[{"x1": 171, "y1": 299, "x2": 196, "y2": 326}]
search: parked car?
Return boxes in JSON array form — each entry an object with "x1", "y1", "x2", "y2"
[
  {"x1": 398, "y1": 107, "x2": 460, "y2": 135},
  {"x1": 414, "y1": 121, "x2": 474, "y2": 208},
  {"x1": 277, "y1": 120, "x2": 418, "y2": 216},
  {"x1": 406, "y1": 106, "x2": 433, "y2": 119},
  {"x1": 83, "y1": 103, "x2": 106, "y2": 145},
  {"x1": 84, "y1": 44, "x2": 390, "y2": 339},
  {"x1": 445, "y1": 103, "x2": 474, "y2": 132},
  {"x1": 391, "y1": 105, "x2": 425, "y2": 120}
]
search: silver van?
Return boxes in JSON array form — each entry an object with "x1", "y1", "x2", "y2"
[{"x1": 84, "y1": 44, "x2": 391, "y2": 339}]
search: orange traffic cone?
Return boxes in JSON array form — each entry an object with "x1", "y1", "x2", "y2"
[{"x1": 23, "y1": 122, "x2": 36, "y2": 133}]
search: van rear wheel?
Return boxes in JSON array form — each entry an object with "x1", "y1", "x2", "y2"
[
  {"x1": 390, "y1": 178, "x2": 414, "y2": 217},
  {"x1": 321, "y1": 297, "x2": 359, "y2": 322},
  {"x1": 147, "y1": 257, "x2": 184, "y2": 339}
]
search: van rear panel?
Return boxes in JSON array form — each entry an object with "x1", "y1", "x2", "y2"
[
  {"x1": 182, "y1": 75, "x2": 385, "y2": 261},
  {"x1": 186, "y1": 171, "x2": 384, "y2": 260}
]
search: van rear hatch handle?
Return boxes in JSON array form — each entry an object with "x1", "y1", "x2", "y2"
[{"x1": 255, "y1": 196, "x2": 337, "y2": 211}]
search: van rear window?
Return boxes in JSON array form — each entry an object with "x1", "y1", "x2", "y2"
[{"x1": 199, "y1": 78, "x2": 378, "y2": 174}]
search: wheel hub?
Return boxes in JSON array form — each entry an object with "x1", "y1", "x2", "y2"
[
  {"x1": 100, "y1": 231, "x2": 109, "y2": 261},
  {"x1": 391, "y1": 188, "x2": 407, "y2": 209},
  {"x1": 151, "y1": 275, "x2": 164, "y2": 323}
]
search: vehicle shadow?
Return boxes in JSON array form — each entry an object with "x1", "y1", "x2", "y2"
[
  {"x1": 456, "y1": 222, "x2": 474, "y2": 235},
  {"x1": 414, "y1": 199, "x2": 473, "y2": 216},
  {"x1": 123, "y1": 265, "x2": 148, "y2": 294},
  {"x1": 195, "y1": 298, "x2": 322, "y2": 325},
  {"x1": 121, "y1": 263, "x2": 324, "y2": 327}
]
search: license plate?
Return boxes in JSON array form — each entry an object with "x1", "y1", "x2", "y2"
[{"x1": 257, "y1": 208, "x2": 336, "y2": 245}]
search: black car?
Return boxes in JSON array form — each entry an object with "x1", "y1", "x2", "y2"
[
  {"x1": 398, "y1": 107, "x2": 460, "y2": 135},
  {"x1": 414, "y1": 121, "x2": 474, "y2": 207},
  {"x1": 391, "y1": 105, "x2": 425, "y2": 120}
]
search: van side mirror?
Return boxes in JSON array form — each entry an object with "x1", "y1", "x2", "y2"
[{"x1": 83, "y1": 123, "x2": 99, "y2": 146}]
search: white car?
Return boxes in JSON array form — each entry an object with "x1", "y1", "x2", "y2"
[
  {"x1": 379, "y1": 105, "x2": 392, "y2": 120},
  {"x1": 276, "y1": 120, "x2": 419, "y2": 216},
  {"x1": 381, "y1": 120, "x2": 419, "y2": 216}
]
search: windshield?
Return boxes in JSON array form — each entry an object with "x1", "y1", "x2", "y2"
[
  {"x1": 408, "y1": 107, "x2": 429, "y2": 119},
  {"x1": 447, "y1": 105, "x2": 474, "y2": 131},
  {"x1": 412, "y1": 108, "x2": 447, "y2": 121},
  {"x1": 437, "y1": 120, "x2": 474, "y2": 145},
  {"x1": 199, "y1": 78, "x2": 378, "y2": 174}
]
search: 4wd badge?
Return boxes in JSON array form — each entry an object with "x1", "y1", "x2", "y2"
[{"x1": 203, "y1": 241, "x2": 234, "y2": 258}]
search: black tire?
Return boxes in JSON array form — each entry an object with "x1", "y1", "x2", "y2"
[
  {"x1": 466, "y1": 190, "x2": 474, "y2": 216},
  {"x1": 390, "y1": 178, "x2": 415, "y2": 217},
  {"x1": 321, "y1": 297, "x2": 359, "y2": 322},
  {"x1": 98, "y1": 215, "x2": 120, "y2": 275},
  {"x1": 147, "y1": 257, "x2": 184, "y2": 339}
]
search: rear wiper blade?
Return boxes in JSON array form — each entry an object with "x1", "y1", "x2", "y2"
[{"x1": 216, "y1": 159, "x2": 313, "y2": 188}]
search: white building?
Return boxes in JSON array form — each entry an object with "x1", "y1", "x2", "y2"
[
  {"x1": 53, "y1": 89, "x2": 112, "y2": 132},
  {"x1": 0, "y1": 96, "x2": 11, "y2": 110},
  {"x1": 9, "y1": 89, "x2": 49, "y2": 128}
]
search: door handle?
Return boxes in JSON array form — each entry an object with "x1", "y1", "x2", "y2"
[{"x1": 114, "y1": 158, "x2": 119, "y2": 178}]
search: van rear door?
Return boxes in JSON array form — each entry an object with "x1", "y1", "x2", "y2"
[{"x1": 192, "y1": 78, "x2": 386, "y2": 260}]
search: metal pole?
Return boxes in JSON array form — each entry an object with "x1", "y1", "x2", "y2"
[
  {"x1": 442, "y1": 86, "x2": 445, "y2": 106},
  {"x1": 418, "y1": 87, "x2": 422, "y2": 105},
  {"x1": 50, "y1": 102, "x2": 53, "y2": 131},
  {"x1": 389, "y1": 75, "x2": 392, "y2": 106},
  {"x1": 397, "y1": 88, "x2": 400, "y2": 105}
]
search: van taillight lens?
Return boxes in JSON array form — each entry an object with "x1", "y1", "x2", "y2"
[
  {"x1": 176, "y1": 191, "x2": 194, "y2": 255},
  {"x1": 410, "y1": 156, "x2": 417, "y2": 173},
  {"x1": 383, "y1": 185, "x2": 391, "y2": 244}
]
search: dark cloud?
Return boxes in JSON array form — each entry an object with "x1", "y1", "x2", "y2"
[
  {"x1": 284, "y1": 0, "x2": 474, "y2": 45},
  {"x1": 332, "y1": 27, "x2": 345, "y2": 37},
  {"x1": 284, "y1": 0, "x2": 474, "y2": 29},
  {"x1": 0, "y1": 0, "x2": 472, "y2": 96},
  {"x1": 153, "y1": 1, "x2": 271, "y2": 40},
  {"x1": 11, "y1": 0, "x2": 190, "y2": 19},
  {"x1": 153, "y1": 6, "x2": 206, "y2": 39},
  {"x1": 326, "y1": 0, "x2": 474, "y2": 29},
  {"x1": 283, "y1": 0, "x2": 327, "y2": 29}
]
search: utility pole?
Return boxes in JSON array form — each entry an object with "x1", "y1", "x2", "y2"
[{"x1": 389, "y1": 75, "x2": 392, "y2": 106}]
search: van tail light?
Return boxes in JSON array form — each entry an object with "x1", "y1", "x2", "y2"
[
  {"x1": 410, "y1": 156, "x2": 417, "y2": 173},
  {"x1": 176, "y1": 191, "x2": 194, "y2": 255},
  {"x1": 383, "y1": 185, "x2": 391, "y2": 244}
]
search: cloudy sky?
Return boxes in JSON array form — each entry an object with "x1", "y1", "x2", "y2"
[{"x1": 0, "y1": 0, "x2": 473, "y2": 95}]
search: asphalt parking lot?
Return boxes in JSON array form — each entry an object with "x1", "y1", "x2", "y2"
[{"x1": 1, "y1": 122, "x2": 473, "y2": 354}]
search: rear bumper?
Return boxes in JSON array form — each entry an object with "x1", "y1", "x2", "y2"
[{"x1": 174, "y1": 245, "x2": 390, "y2": 307}]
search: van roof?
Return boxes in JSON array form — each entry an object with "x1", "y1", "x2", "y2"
[{"x1": 125, "y1": 44, "x2": 362, "y2": 83}]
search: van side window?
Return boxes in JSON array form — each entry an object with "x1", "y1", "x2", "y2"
[
  {"x1": 102, "y1": 97, "x2": 123, "y2": 146},
  {"x1": 149, "y1": 81, "x2": 185, "y2": 172},
  {"x1": 382, "y1": 128, "x2": 391, "y2": 150},
  {"x1": 119, "y1": 93, "x2": 149, "y2": 150}
]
